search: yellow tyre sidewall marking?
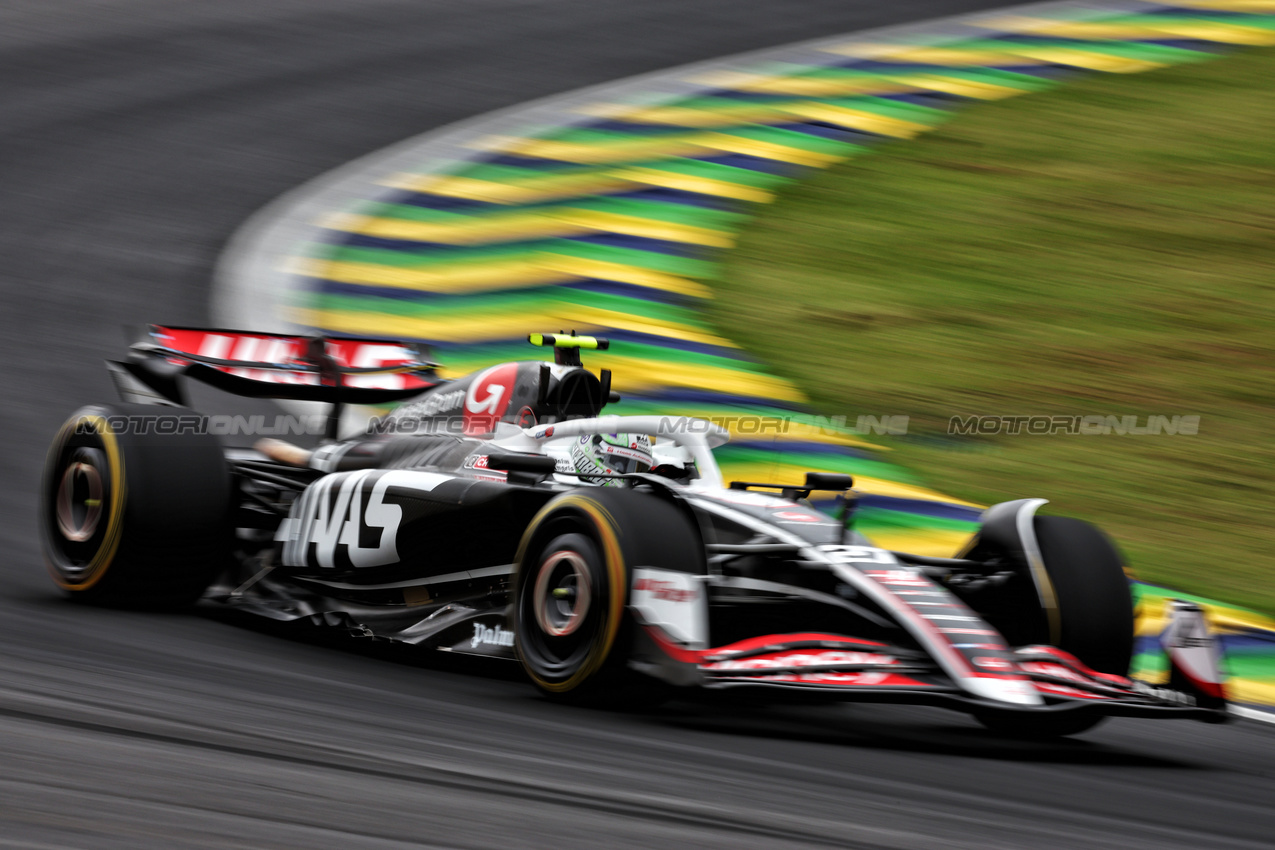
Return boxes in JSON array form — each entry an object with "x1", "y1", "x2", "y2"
[
  {"x1": 46, "y1": 414, "x2": 127, "y2": 592},
  {"x1": 515, "y1": 494, "x2": 626, "y2": 693}
]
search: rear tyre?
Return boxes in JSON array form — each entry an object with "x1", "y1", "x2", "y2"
[
  {"x1": 977, "y1": 515, "x2": 1133, "y2": 738},
  {"x1": 40, "y1": 404, "x2": 233, "y2": 607}
]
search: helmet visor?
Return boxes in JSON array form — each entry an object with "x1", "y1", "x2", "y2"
[{"x1": 607, "y1": 454, "x2": 642, "y2": 475}]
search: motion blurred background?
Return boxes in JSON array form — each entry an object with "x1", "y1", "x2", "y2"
[{"x1": 0, "y1": 2, "x2": 1272, "y2": 848}]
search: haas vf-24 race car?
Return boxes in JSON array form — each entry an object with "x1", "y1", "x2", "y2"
[{"x1": 40, "y1": 326, "x2": 1230, "y2": 736}]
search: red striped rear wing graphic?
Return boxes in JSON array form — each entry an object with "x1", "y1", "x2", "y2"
[{"x1": 137, "y1": 326, "x2": 441, "y2": 402}]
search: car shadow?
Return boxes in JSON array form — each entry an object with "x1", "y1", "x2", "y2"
[
  {"x1": 23, "y1": 594, "x2": 1202, "y2": 771},
  {"x1": 647, "y1": 696, "x2": 1201, "y2": 768},
  {"x1": 195, "y1": 603, "x2": 530, "y2": 681}
]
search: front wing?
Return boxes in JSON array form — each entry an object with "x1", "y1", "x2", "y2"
[{"x1": 633, "y1": 604, "x2": 1230, "y2": 724}]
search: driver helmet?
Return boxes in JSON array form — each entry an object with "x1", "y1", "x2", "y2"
[{"x1": 569, "y1": 433, "x2": 653, "y2": 485}]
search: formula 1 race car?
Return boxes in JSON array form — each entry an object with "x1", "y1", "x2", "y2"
[{"x1": 40, "y1": 326, "x2": 1231, "y2": 737}]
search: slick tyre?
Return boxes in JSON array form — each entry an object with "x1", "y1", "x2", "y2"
[
  {"x1": 41, "y1": 404, "x2": 233, "y2": 607},
  {"x1": 512, "y1": 488, "x2": 700, "y2": 705},
  {"x1": 978, "y1": 516, "x2": 1133, "y2": 738},
  {"x1": 1033, "y1": 516, "x2": 1135, "y2": 677},
  {"x1": 517, "y1": 529, "x2": 618, "y2": 695}
]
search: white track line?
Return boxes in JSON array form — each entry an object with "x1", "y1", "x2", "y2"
[{"x1": 1231, "y1": 705, "x2": 1275, "y2": 726}]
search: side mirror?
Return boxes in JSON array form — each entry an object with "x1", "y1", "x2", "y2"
[
  {"x1": 804, "y1": 472, "x2": 853, "y2": 491},
  {"x1": 487, "y1": 453, "x2": 559, "y2": 475}
]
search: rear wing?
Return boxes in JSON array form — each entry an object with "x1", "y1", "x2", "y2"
[{"x1": 108, "y1": 326, "x2": 441, "y2": 437}]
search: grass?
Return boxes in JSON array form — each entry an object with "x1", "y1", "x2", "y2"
[{"x1": 712, "y1": 48, "x2": 1275, "y2": 613}]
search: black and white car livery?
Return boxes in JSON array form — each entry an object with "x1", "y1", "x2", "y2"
[{"x1": 39, "y1": 326, "x2": 1231, "y2": 737}]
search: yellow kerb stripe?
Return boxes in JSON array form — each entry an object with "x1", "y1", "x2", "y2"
[
  {"x1": 382, "y1": 172, "x2": 638, "y2": 204},
  {"x1": 297, "y1": 306, "x2": 736, "y2": 349},
  {"x1": 546, "y1": 209, "x2": 735, "y2": 248},
  {"x1": 475, "y1": 134, "x2": 710, "y2": 164},
  {"x1": 861, "y1": 527, "x2": 977, "y2": 558},
  {"x1": 289, "y1": 254, "x2": 711, "y2": 298},
  {"x1": 775, "y1": 102, "x2": 933, "y2": 138},
  {"x1": 822, "y1": 42, "x2": 1052, "y2": 66},
  {"x1": 289, "y1": 257, "x2": 569, "y2": 292},
  {"x1": 577, "y1": 101, "x2": 787, "y2": 127},
  {"x1": 1230, "y1": 680, "x2": 1275, "y2": 707},
  {"x1": 826, "y1": 41, "x2": 1166, "y2": 73},
  {"x1": 1133, "y1": 0, "x2": 1275, "y2": 11},
  {"x1": 888, "y1": 73, "x2": 1028, "y2": 100},
  {"x1": 609, "y1": 167, "x2": 775, "y2": 203},
  {"x1": 698, "y1": 132, "x2": 848, "y2": 168},
  {"x1": 319, "y1": 211, "x2": 577, "y2": 245},
  {"x1": 319, "y1": 209, "x2": 735, "y2": 248},
  {"x1": 1010, "y1": 46, "x2": 1165, "y2": 73},
  {"x1": 981, "y1": 15, "x2": 1275, "y2": 45},
  {"x1": 534, "y1": 254, "x2": 712, "y2": 297}
]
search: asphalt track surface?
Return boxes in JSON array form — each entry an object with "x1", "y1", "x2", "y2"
[{"x1": 1, "y1": 1, "x2": 1273, "y2": 847}]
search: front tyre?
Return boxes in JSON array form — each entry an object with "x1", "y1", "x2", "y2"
[
  {"x1": 976, "y1": 515, "x2": 1133, "y2": 738},
  {"x1": 517, "y1": 530, "x2": 620, "y2": 693},
  {"x1": 512, "y1": 488, "x2": 702, "y2": 704},
  {"x1": 1033, "y1": 516, "x2": 1134, "y2": 676},
  {"x1": 513, "y1": 495, "x2": 630, "y2": 698},
  {"x1": 40, "y1": 404, "x2": 232, "y2": 607}
]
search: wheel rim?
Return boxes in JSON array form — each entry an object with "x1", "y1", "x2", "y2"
[
  {"x1": 55, "y1": 461, "x2": 105, "y2": 543},
  {"x1": 516, "y1": 528, "x2": 610, "y2": 686},
  {"x1": 42, "y1": 413, "x2": 125, "y2": 592},
  {"x1": 46, "y1": 443, "x2": 114, "y2": 581},
  {"x1": 532, "y1": 550, "x2": 592, "y2": 638},
  {"x1": 514, "y1": 497, "x2": 632, "y2": 693}
]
